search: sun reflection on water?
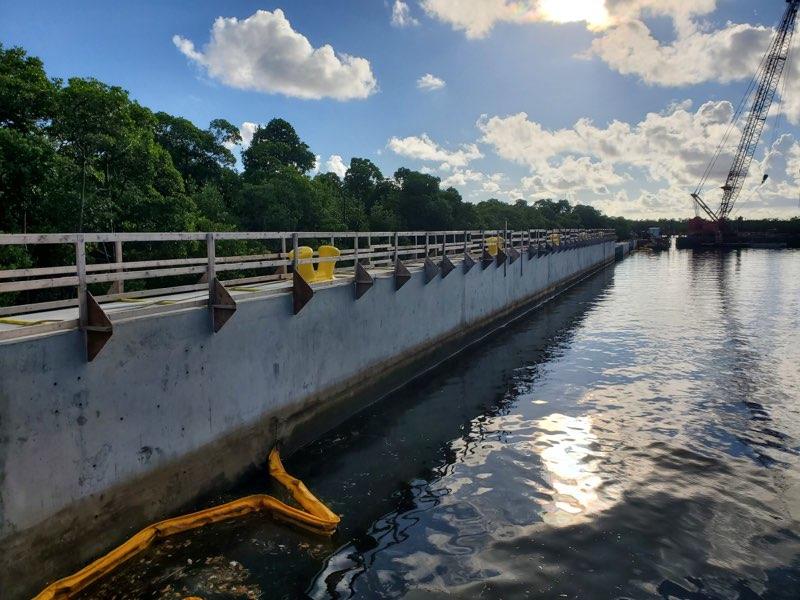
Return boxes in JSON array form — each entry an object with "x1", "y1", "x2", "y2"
[{"x1": 533, "y1": 413, "x2": 614, "y2": 526}]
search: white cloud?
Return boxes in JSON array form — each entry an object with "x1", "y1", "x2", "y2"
[
  {"x1": 478, "y1": 100, "x2": 738, "y2": 187},
  {"x1": 387, "y1": 133, "x2": 483, "y2": 169},
  {"x1": 238, "y1": 122, "x2": 259, "y2": 148},
  {"x1": 325, "y1": 154, "x2": 348, "y2": 178},
  {"x1": 587, "y1": 19, "x2": 771, "y2": 87},
  {"x1": 421, "y1": 0, "x2": 615, "y2": 39},
  {"x1": 421, "y1": 0, "x2": 717, "y2": 39},
  {"x1": 417, "y1": 73, "x2": 446, "y2": 91},
  {"x1": 419, "y1": 0, "x2": 788, "y2": 104},
  {"x1": 441, "y1": 169, "x2": 485, "y2": 188},
  {"x1": 392, "y1": 1, "x2": 419, "y2": 27},
  {"x1": 522, "y1": 157, "x2": 629, "y2": 195},
  {"x1": 476, "y1": 100, "x2": 800, "y2": 217},
  {"x1": 173, "y1": 9, "x2": 377, "y2": 100}
]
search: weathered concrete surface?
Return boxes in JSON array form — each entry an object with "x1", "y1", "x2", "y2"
[{"x1": 0, "y1": 241, "x2": 615, "y2": 598}]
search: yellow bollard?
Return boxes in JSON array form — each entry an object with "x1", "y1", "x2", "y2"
[
  {"x1": 486, "y1": 236, "x2": 504, "y2": 257},
  {"x1": 288, "y1": 246, "x2": 315, "y2": 283},
  {"x1": 314, "y1": 245, "x2": 341, "y2": 282}
]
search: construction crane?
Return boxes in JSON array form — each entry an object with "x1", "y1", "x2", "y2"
[{"x1": 691, "y1": 0, "x2": 799, "y2": 232}]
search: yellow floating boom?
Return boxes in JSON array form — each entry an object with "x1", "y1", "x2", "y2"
[{"x1": 34, "y1": 448, "x2": 340, "y2": 600}]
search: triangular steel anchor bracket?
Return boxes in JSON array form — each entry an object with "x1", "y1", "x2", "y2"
[
  {"x1": 354, "y1": 262, "x2": 374, "y2": 300},
  {"x1": 496, "y1": 248, "x2": 507, "y2": 267},
  {"x1": 424, "y1": 257, "x2": 440, "y2": 284},
  {"x1": 210, "y1": 277, "x2": 237, "y2": 333},
  {"x1": 481, "y1": 249, "x2": 494, "y2": 270},
  {"x1": 528, "y1": 244, "x2": 538, "y2": 259},
  {"x1": 463, "y1": 252, "x2": 476, "y2": 273},
  {"x1": 85, "y1": 292, "x2": 113, "y2": 362},
  {"x1": 394, "y1": 259, "x2": 411, "y2": 290},
  {"x1": 507, "y1": 247, "x2": 520, "y2": 264},
  {"x1": 293, "y1": 270, "x2": 314, "y2": 315},
  {"x1": 440, "y1": 255, "x2": 455, "y2": 278}
]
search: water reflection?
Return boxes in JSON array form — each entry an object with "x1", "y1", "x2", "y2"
[
  {"x1": 532, "y1": 413, "x2": 614, "y2": 526},
  {"x1": 79, "y1": 251, "x2": 800, "y2": 599}
]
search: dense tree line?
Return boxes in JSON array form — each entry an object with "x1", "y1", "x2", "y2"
[{"x1": 2, "y1": 43, "x2": 797, "y2": 265}]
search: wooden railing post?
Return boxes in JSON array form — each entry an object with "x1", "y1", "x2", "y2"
[
  {"x1": 280, "y1": 236, "x2": 287, "y2": 276},
  {"x1": 206, "y1": 233, "x2": 216, "y2": 301},
  {"x1": 111, "y1": 240, "x2": 124, "y2": 295},
  {"x1": 76, "y1": 234, "x2": 87, "y2": 328}
]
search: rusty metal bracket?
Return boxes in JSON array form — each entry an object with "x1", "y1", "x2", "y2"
[
  {"x1": 354, "y1": 262, "x2": 374, "y2": 299},
  {"x1": 85, "y1": 292, "x2": 112, "y2": 362},
  {"x1": 496, "y1": 248, "x2": 507, "y2": 267},
  {"x1": 394, "y1": 258, "x2": 411, "y2": 290},
  {"x1": 463, "y1": 252, "x2": 476, "y2": 273},
  {"x1": 440, "y1": 255, "x2": 455, "y2": 278},
  {"x1": 507, "y1": 247, "x2": 520, "y2": 264},
  {"x1": 481, "y1": 248, "x2": 494, "y2": 270},
  {"x1": 293, "y1": 270, "x2": 314, "y2": 315},
  {"x1": 424, "y1": 257, "x2": 439, "y2": 284},
  {"x1": 210, "y1": 277, "x2": 237, "y2": 333}
]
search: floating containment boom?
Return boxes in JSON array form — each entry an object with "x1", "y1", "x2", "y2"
[{"x1": 34, "y1": 448, "x2": 340, "y2": 600}]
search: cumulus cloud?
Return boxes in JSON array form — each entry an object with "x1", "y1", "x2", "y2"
[
  {"x1": 421, "y1": 0, "x2": 614, "y2": 39},
  {"x1": 441, "y1": 169, "x2": 486, "y2": 188},
  {"x1": 478, "y1": 101, "x2": 742, "y2": 188},
  {"x1": 237, "y1": 122, "x2": 259, "y2": 148},
  {"x1": 421, "y1": 0, "x2": 717, "y2": 39},
  {"x1": 392, "y1": 1, "x2": 419, "y2": 27},
  {"x1": 417, "y1": 73, "x2": 446, "y2": 91},
  {"x1": 173, "y1": 9, "x2": 377, "y2": 100},
  {"x1": 387, "y1": 133, "x2": 483, "y2": 169},
  {"x1": 475, "y1": 99, "x2": 800, "y2": 217},
  {"x1": 587, "y1": 19, "x2": 771, "y2": 87},
  {"x1": 324, "y1": 155, "x2": 348, "y2": 178},
  {"x1": 420, "y1": 0, "x2": 789, "y2": 102},
  {"x1": 522, "y1": 157, "x2": 629, "y2": 196}
]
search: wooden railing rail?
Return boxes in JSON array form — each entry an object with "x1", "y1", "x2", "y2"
[{"x1": 0, "y1": 229, "x2": 616, "y2": 342}]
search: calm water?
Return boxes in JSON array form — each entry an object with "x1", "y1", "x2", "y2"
[{"x1": 86, "y1": 249, "x2": 800, "y2": 599}]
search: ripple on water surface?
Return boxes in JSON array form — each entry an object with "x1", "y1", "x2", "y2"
[{"x1": 81, "y1": 250, "x2": 800, "y2": 599}]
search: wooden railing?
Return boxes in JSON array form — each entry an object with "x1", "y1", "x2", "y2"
[{"x1": 0, "y1": 229, "x2": 615, "y2": 347}]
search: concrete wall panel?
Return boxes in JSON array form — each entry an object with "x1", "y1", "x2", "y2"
[{"x1": 0, "y1": 241, "x2": 615, "y2": 598}]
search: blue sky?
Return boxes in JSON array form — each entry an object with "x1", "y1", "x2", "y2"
[{"x1": 3, "y1": 0, "x2": 800, "y2": 218}]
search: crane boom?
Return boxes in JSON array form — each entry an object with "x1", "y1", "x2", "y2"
[{"x1": 694, "y1": 0, "x2": 799, "y2": 225}]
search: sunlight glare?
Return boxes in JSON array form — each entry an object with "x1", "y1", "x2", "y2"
[{"x1": 539, "y1": 0, "x2": 611, "y2": 29}]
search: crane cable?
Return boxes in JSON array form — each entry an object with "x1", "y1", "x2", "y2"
[
  {"x1": 694, "y1": 46, "x2": 770, "y2": 198},
  {"x1": 693, "y1": 9, "x2": 788, "y2": 200},
  {"x1": 730, "y1": 34, "x2": 794, "y2": 217},
  {"x1": 730, "y1": 22, "x2": 797, "y2": 217}
]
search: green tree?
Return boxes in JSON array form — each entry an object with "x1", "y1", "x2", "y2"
[
  {"x1": 237, "y1": 167, "x2": 340, "y2": 232},
  {"x1": 46, "y1": 78, "x2": 194, "y2": 233},
  {"x1": 242, "y1": 118, "x2": 315, "y2": 181},
  {"x1": 154, "y1": 113, "x2": 238, "y2": 189},
  {"x1": 0, "y1": 45, "x2": 59, "y2": 233},
  {"x1": 344, "y1": 158, "x2": 383, "y2": 212}
]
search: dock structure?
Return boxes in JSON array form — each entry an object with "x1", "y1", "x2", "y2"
[{"x1": 0, "y1": 228, "x2": 618, "y2": 598}]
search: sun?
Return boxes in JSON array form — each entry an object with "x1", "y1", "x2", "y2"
[{"x1": 538, "y1": 0, "x2": 611, "y2": 29}]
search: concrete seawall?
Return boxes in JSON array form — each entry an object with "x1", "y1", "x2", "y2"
[{"x1": 0, "y1": 240, "x2": 616, "y2": 597}]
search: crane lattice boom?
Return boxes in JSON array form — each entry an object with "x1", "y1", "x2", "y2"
[{"x1": 693, "y1": 0, "x2": 799, "y2": 225}]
